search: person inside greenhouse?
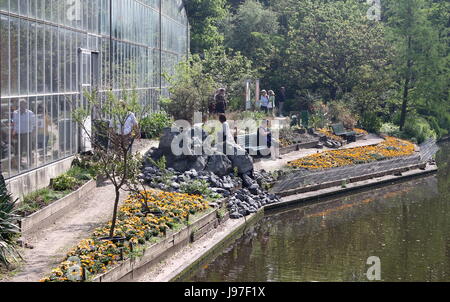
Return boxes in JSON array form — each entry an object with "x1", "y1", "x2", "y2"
[{"x1": 12, "y1": 99, "x2": 36, "y2": 169}]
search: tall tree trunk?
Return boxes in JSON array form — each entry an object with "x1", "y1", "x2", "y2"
[
  {"x1": 109, "y1": 187, "x2": 121, "y2": 238},
  {"x1": 399, "y1": 73, "x2": 410, "y2": 131},
  {"x1": 400, "y1": 37, "x2": 413, "y2": 131}
]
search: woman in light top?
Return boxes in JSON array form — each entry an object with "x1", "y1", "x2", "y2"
[{"x1": 260, "y1": 90, "x2": 269, "y2": 115}]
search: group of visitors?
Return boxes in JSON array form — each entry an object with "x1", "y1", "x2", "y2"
[
  {"x1": 259, "y1": 87, "x2": 286, "y2": 118},
  {"x1": 209, "y1": 86, "x2": 287, "y2": 118}
]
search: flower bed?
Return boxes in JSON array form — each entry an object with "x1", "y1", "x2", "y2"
[
  {"x1": 288, "y1": 136, "x2": 415, "y2": 170},
  {"x1": 318, "y1": 128, "x2": 346, "y2": 143},
  {"x1": 353, "y1": 128, "x2": 368, "y2": 136},
  {"x1": 40, "y1": 191, "x2": 209, "y2": 282}
]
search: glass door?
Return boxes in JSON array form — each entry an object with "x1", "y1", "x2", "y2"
[{"x1": 78, "y1": 49, "x2": 99, "y2": 152}]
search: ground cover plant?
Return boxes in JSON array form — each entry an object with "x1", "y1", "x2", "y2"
[
  {"x1": 40, "y1": 190, "x2": 209, "y2": 282},
  {"x1": 288, "y1": 136, "x2": 415, "y2": 170},
  {"x1": 17, "y1": 166, "x2": 95, "y2": 217}
]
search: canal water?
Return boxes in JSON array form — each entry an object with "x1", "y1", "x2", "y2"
[{"x1": 182, "y1": 142, "x2": 450, "y2": 282}]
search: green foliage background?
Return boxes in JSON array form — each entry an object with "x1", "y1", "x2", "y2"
[{"x1": 183, "y1": 0, "x2": 449, "y2": 142}]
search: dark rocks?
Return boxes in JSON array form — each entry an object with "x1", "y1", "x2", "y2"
[
  {"x1": 229, "y1": 153, "x2": 254, "y2": 175},
  {"x1": 149, "y1": 127, "x2": 256, "y2": 177},
  {"x1": 205, "y1": 153, "x2": 233, "y2": 177},
  {"x1": 141, "y1": 126, "x2": 283, "y2": 220},
  {"x1": 226, "y1": 185, "x2": 281, "y2": 219},
  {"x1": 158, "y1": 127, "x2": 180, "y2": 153}
]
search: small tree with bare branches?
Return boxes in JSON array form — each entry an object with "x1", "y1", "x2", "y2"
[{"x1": 73, "y1": 89, "x2": 146, "y2": 239}]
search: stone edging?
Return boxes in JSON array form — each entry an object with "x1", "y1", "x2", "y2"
[
  {"x1": 275, "y1": 162, "x2": 428, "y2": 197},
  {"x1": 20, "y1": 179, "x2": 97, "y2": 235},
  {"x1": 269, "y1": 165, "x2": 438, "y2": 209},
  {"x1": 91, "y1": 207, "x2": 229, "y2": 282},
  {"x1": 168, "y1": 210, "x2": 264, "y2": 282}
]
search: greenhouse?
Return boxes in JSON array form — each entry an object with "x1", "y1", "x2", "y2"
[{"x1": 0, "y1": 0, "x2": 189, "y2": 181}]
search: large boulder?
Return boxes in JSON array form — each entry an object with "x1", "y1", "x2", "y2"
[
  {"x1": 228, "y1": 153, "x2": 254, "y2": 175},
  {"x1": 205, "y1": 152, "x2": 233, "y2": 177},
  {"x1": 158, "y1": 127, "x2": 180, "y2": 153},
  {"x1": 216, "y1": 142, "x2": 254, "y2": 175}
]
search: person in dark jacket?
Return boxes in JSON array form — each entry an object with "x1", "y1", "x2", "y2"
[
  {"x1": 278, "y1": 87, "x2": 286, "y2": 117},
  {"x1": 215, "y1": 88, "x2": 227, "y2": 114}
]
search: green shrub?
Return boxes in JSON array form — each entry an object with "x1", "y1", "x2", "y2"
[
  {"x1": 235, "y1": 110, "x2": 267, "y2": 121},
  {"x1": 71, "y1": 154, "x2": 95, "y2": 171},
  {"x1": 402, "y1": 117, "x2": 437, "y2": 144},
  {"x1": 0, "y1": 184, "x2": 21, "y2": 267},
  {"x1": 51, "y1": 174, "x2": 80, "y2": 192},
  {"x1": 360, "y1": 112, "x2": 382, "y2": 133},
  {"x1": 180, "y1": 180, "x2": 221, "y2": 200},
  {"x1": 379, "y1": 123, "x2": 401, "y2": 137},
  {"x1": 140, "y1": 112, "x2": 172, "y2": 139},
  {"x1": 67, "y1": 166, "x2": 94, "y2": 182}
]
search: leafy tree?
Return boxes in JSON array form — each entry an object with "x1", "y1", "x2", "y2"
[
  {"x1": 184, "y1": 0, "x2": 228, "y2": 54},
  {"x1": 162, "y1": 56, "x2": 217, "y2": 122},
  {"x1": 201, "y1": 46, "x2": 257, "y2": 111},
  {"x1": 386, "y1": 0, "x2": 447, "y2": 130},
  {"x1": 223, "y1": 0, "x2": 281, "y2": 73},
  {"x1": 284, "y1": 0, "x2": 391, "y2": 101}
]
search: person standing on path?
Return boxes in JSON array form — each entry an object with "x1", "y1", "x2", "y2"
[
  {"x1": 260, "y1": 90, "x2": 270, "y2": 115},
  {"x1": 257, "y1": 119, "x2": 282, "y2": 160},
  {"x1": 109, "y1": 100, "x2": 140, "y2": 153},
  {"x1": 218, "y1": 114, "x2": 236, "y2": 155},
  {"x1": 215, "y1": 88, "x2": 227, "y2": 114},
  {"x1": 268, "y1": 90, "x2": 276, "y2": 117},
  {"x1": 278, "y1": 87, "x2": 287, "y2": 117}
]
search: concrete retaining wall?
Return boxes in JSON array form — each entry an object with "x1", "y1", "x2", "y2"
[
  {"x1": 20, "y1": 179, "x2": 96, "y2": 235},
  {"x1": 92, "y1": 208, "x2": 230, "y2": 282},
  {"x1": 269, "y1": 165, "x2": 438, "y2": 210},
  {"x1": 170, "y1": 210, "x2": 264, "y2": 282},
  {"x1": 5, "y1": 156, "x2": 75, "y2": 201}
]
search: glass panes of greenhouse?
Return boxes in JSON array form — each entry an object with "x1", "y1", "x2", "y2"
[{"x1": 0, "y1": 0, "x2": 188, "y2": 179}]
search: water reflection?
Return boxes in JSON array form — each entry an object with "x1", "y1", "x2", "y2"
[{"x1": 183, "y1": 142, "x2": 450, "y2": 282}]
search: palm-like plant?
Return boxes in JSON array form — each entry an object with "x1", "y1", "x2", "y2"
[{"x1": 0, "y1": 184, "x2": 21, "y2": 267}]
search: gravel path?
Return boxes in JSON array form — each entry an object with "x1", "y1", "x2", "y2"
[{"x1": 3, "y1": 139, "x2": 158, "y2": 282}]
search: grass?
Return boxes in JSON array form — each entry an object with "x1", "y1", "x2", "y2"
[{"x1": 16, "y1": 166, "x2": 95, "y2": 217}]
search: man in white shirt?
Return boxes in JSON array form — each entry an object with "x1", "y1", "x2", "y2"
[
  {"x1": 12, "y1": 99, "x2": 36, "y2": 169},
  {"x1": 109, "y1": 100, "x2": 139, "y2": 153},
  {"x1": 217, "y1": 114, "x2": 238, "y2": 156}
]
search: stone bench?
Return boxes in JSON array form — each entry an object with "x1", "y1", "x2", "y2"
[{"x1": 331, "y1": 123, "x2": 357, "y2": 142}]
